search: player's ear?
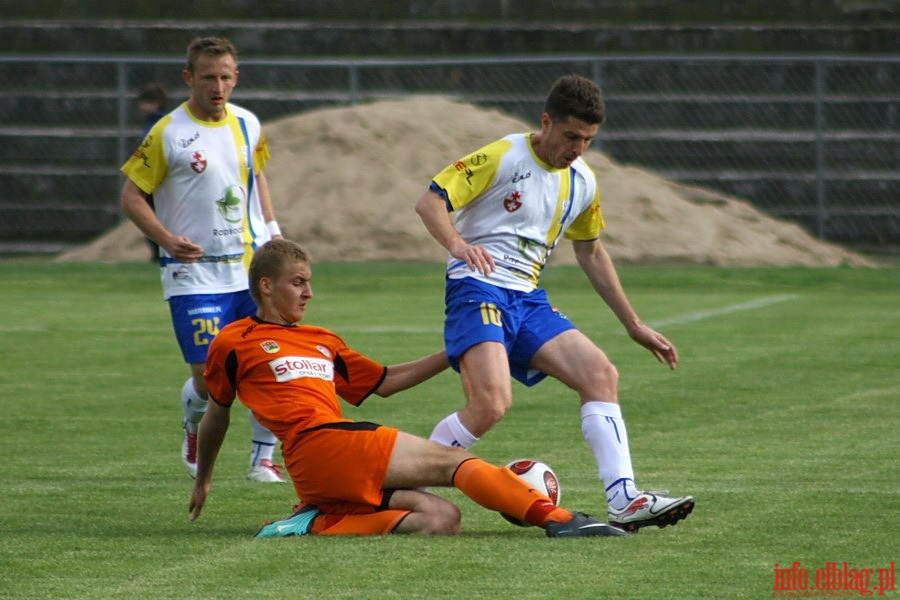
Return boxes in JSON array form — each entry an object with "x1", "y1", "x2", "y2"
[
  {"x1": 540, "y1": 112, "x2": 553, "y2": 132},
  {"x1": 259, "y1": 275, "x2": 273, "y2": 297}
]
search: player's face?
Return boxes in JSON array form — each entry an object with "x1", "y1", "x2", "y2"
[
  {"x1": 183, "y1": 53, "x2": 239, "y2": 121},
  {"x1": 264, "y1": 260, "x2": 314, "y2": 325},
  {"x1": 536, "y1": 114, "x2": 599, "y2": 169}
]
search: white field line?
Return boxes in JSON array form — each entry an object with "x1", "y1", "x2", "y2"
[
  {"x1": 339, "y1": 326, "x2": 442, "y2": 333},
  {"x1": 0, "y1": 325, "x2": 163, "y2": 332},
  {"x1": 345, "y1": 294, "x2": 802, "y2": 333},
  {"x1": 1, "y1": 295, "x2": 799, "y2": 334},
  {"x1": 834, "y1": 384, "x2": 900, "y2": 402},
  {"x1": 645, "y1": 294, "x2": 799, "y2": 329}
]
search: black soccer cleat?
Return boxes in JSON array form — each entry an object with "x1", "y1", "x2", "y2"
[{"x1": 545, "y1": 512, "x2": 630, "y2": 538}]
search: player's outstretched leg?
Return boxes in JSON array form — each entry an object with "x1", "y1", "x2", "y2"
[{"x1": 451, "y1": 458, "x2": 629, "y2": 537}]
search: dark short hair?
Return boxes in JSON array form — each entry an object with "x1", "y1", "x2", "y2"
[
  {"x1": 185, "y1": 36, "x2": 238, "y2": 73},
  {"x1": 248, "y1": 240, "x2": 311, "y2": 305},
  {"x1": 137, "y1": 83, "x2": 167, "y2": 107},
  {"x1": 544, "y1": 75, "x2": 606, "y2": 126}
]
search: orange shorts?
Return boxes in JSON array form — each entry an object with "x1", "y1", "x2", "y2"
[{"x1": 283, "y1": 422, "x2": 399, "y2": 515}]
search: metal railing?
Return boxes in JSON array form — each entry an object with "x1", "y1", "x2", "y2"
[{"x1": 1, "y1": 54, "x2": 898, "y2": 252}]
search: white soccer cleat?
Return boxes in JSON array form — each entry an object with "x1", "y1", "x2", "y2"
[
  {"x1": 182, "y1": 429, "x2": 198, "y2": 479},
  {"x1": 247, "y1": 459, "x2": 287, "y2": 483},
  {"x1": 608, "y1": 491, "x2": 694, "y2": 533}
]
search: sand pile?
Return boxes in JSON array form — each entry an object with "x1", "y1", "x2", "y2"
[{"x1": 57, "y1": 97, "x2": 872, "y2": 267}]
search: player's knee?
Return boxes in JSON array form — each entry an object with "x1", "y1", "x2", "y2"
[
  {"x1": 190, "y1": 370, "x2": 210, "y2": 398},
  {"x1": 402, "y1": 502, "x2": 461, "y2": 535},
  {"x1": 466, "y1": 398, "x2": 510, "y2": 432},
  {"x1": 424, "y1": 503, "x2": 462, "y2": 535},
  {"x1": 580, "y1": 357, "x2": 619, "y2": 398},
  {"x1": 597, "y1": 359, "x2": 618, "y2": 386}
]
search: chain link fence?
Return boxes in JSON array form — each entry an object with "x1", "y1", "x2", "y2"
[{"x1": 1, "y1": 54, "x2": 897, "y2": 254}]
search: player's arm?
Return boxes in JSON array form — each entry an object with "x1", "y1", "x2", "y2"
[
  {"x1": 415, "y1": 188, "x2": 495, "y2": 276},
  {"x1": 376, "y1": 350, "x2": 449, "y2": 397},
  {"x1": 120, "y1": 178, "x2": 203, "y2": 262},
  {"x1": 573, "y1": 238, "x2": 678, "y2": 369},
  {"x1": 255, "y1": 170, "x2": 282, "y2": 239},
  {"x1": 189, "y1": 398, "x2": 231, "y2": 521}
]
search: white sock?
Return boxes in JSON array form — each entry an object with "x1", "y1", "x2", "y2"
[
  {"x1": 429, "y1": 412, "x2": 479, "y2": 449},
  {"x1": 581, "y1": 401, "x2": 640, "y2": 510},
  {"x1": 181, "y1": 378, "x2": 208, "y2": 434},
  {"x1": 249, "y1": 411, "x2": 278, "y2": 466}
]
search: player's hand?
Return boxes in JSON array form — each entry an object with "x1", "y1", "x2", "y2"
[
  {"x1": 164, "y1": 235, "x2": 204, "y2": 263},
  {"x1": 449, "y1": 242, "x2": 495, "y2": 276},
  {"x1": 188, "y1": 482, "x2": 209, "y2": 521},
  {"x1": 628, "y1": 324, "x2": 678, "y2": 370}
]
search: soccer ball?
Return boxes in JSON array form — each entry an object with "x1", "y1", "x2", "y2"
[{"x1": 500, "y1": 459, "x2": 562, "y2": 527}]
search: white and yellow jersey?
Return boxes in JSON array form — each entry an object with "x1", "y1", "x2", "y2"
[
  {"x1": 121, "y1": 102, "x2": 271, "y2": 299},
  {"x1": 431, "y1": 133, "x2": 604, "y2": 292}
]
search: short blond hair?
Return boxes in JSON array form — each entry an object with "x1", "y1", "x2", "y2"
[
  {"x1": 185, "y1": 36, "x2": 238, "y2": 73},
  {"x1": 248, "y1": 240, "x2": 312, "y2": 305}
]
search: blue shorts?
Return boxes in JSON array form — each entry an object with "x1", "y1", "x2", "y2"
[
  {"x1": 444, "y1": 277, "x2": 576, "y2": 387},
  {"x1": 168, "y1": 290, "x2": 257, "y2": 364}
]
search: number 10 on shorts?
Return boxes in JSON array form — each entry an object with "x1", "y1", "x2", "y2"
[{"x1": 480, "y1": 302, "x2": 502, "y2": 326}]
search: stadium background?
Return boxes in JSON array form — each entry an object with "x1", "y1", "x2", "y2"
[{"x1": 1, "y1": 1, "x2": 898, "y2": 255}]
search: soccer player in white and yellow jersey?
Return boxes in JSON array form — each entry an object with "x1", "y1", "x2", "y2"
[
  {"x1": 416, "y1": 74, "x2": 694, "y2": 533},
  {"x1": 120, "y1": 37, "x2": 285, "y2": 483}
]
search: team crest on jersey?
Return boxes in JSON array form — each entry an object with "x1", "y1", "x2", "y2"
[
  {"x1": 503, "y1": 191, "x2": 523, "y2": 212},
  {"x1": 260, "y1": 340, "x2": 280, "y2": 354},
  {"x1": 316, "y1": 345, "x2": 331, "y2": 358},
  {"x1": 190, "y1": 150, "x2": 208, "y2": 174}
]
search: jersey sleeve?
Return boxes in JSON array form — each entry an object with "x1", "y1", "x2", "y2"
[
  {"x1": 120, "y1": 114, "x2": 172, "y2": 195},
  {"x1": 564, "y1": 172, "x2": 605, "y2": 241},
  {"x1": 204, "y1": 329, "x2": 238, "y2": 407},
  {"x1": 333, "y1": 347, "x2": 387, "y2": 406},
  {"x1": 255, "y1": 131, "x2": 270, "y2": 172},
  {"x1": 431, "y1": 138, "x2": 512, "y2": 212},
  {"x1": 563, "y1": 197, "x2": 604, "y2": 240}
]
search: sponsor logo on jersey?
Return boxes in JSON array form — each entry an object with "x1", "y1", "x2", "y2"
[
  {"x1": 178, "y1": 131, "x2": 200, "y2": 148},
  {"x1": 260, "y1": 340, "x2": 280, "y2": 354},
  {"x1": 512, "y1": 170, "x2": 531, "y2": 183},
  {"x1": 216, "y1": 185, "x2": 245, "y2": 223},
  {"x1": 213, "y1": 226, "x2": 245, "y2": 237},
  {"x1": 269, "y1": 356, "x2": 333, "y2": 382},
  {"x1": 190, "y1": 150, "x2": 208, "y2": 174},
  {"x1": 133, "y1": 137, "x2": 153, "y2": 167}
]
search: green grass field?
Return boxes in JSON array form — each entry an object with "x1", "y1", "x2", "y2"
[{"x1": 1, "y1": 260, "x2": 897, "y2": 599}]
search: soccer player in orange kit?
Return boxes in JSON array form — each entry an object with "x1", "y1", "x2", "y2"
[{"x1": 188, "y1": 239, "x2": 628, "y2": 538}]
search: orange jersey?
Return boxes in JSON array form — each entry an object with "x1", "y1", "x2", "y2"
[{"x1": 205, "y1": 316, "x2": 387, "y2": 456}]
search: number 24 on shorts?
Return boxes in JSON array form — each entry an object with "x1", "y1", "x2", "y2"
[{"x1": 192, "y1": 317, "x2": 221, "y2": 346}]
